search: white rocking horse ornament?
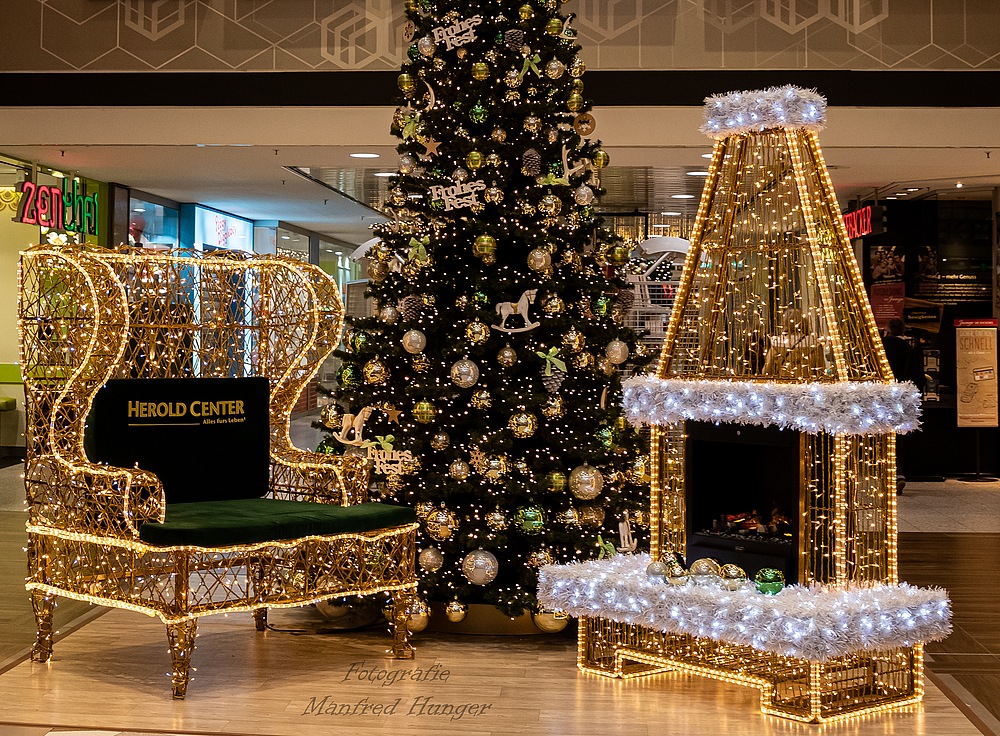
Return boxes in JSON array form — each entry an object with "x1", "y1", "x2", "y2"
[
  {"x1": 493, "y1": 289, "x2": 540, "y2": 333},
  {"x1": 332, "y1": 406, "x2": 375, "y2": 446}
]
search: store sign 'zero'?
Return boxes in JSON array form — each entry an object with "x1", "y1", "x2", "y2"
[{"x1": 14, "y1": 178, "x2": 99, "y2": 236}]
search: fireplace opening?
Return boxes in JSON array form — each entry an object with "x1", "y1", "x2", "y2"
[{"x1": 685, "y1": 421, "x2": 801, "y2": 583}]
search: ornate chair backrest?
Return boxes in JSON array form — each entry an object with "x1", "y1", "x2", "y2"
[{"x1": 18, "y1": 246, "x2": 344, "y2": 465}]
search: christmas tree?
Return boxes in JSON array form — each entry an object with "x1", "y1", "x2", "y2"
[{"x1": 319, "y1": 0, "x2": 653, "y2": 619}]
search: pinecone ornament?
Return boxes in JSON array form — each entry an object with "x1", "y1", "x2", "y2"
[
  {"x1": 541, "y1": 365, "x2": 566, "y2": 393},
  {"x1": 614, "y1": 288, "x2": 636, "y2": 312},
  {"x1": 399, "y1": 295, "x2": 422, "y2": 322},
  {"x1": 505, "y1": 29, "x2": 525, "y2": 50},
  {"x1": 522, "y1": 148, "x2": 541, "y2": 176}
]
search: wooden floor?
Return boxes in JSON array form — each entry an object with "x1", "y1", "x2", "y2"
[{"x1": 0, "y1": 452, "x2": 998, "y2": 736}]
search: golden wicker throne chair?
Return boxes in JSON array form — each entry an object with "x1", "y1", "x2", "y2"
[{"x1": 17, "y1": 244, "x2": 419, "y2": 698}]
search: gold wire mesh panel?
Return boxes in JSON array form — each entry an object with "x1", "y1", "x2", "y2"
[
  {"x1": 578, "y1": 618, "x2": 921, "y2": 723},
  {"x1": 17, "y1": 245, "x2": 418, "y2": 697},
  {"x1": 657, "y1": 129, "x2": 891, "y2": 383}
]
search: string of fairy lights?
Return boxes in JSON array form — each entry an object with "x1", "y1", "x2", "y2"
[{"x1": 321, "y1": 0, "x2": 653, "y2": 621}]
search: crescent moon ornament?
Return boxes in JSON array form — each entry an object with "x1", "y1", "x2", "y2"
[{"x1": 423, "y1": 81, "x2": 436, "y2": 112}]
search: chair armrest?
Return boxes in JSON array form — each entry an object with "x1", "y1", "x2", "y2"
[
  {"x1": 269, "y1": 449, "x2": 370, "y2": 506},
  {"x1": 25, "y1": 455, "x2": 165, "y2": 539}
]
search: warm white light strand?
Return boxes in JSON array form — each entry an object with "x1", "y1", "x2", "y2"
[
  {"x1": 622, "y1": 377, "x2": 922, "y2": 435},
  {"x1": 538, "y1": 555, "x2": 951, "y2": 662},
  {"x1": 701, "y1": 85, "x2": 826, "y2": 138}
]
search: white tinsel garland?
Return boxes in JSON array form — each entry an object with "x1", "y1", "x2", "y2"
[
  {"x1": 701, "y1": 85, "x2": 826, "y2": 138},
  {"x1": 622, "y1": 376, "x2": 921, "y2": 436},
  {"x1": 538, "y1": 555, "x2": 951, "y2": 662}
]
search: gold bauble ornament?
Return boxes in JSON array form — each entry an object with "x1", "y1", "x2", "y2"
[
  {"x1": 384, "y1": 473, "x2": 405, "y2": 492},
  {"x1": 368, "y1": 260, "x2": 389, "y2": 282},
  {"x1": 578, "y1": 504, "x2": 605, "y2": 527},
  {"x1": 545, "y1": 470, "x2": 568, "y2": 493},
  {"x1": 466, "y1": 150, "x2": 484, "y2": 169},
  {"x1": 486, "y1": 507, "x2": 509, "y2": 530},
  {"x1": 689, "y1": 558, "x2": 722, "y2": 579},
  {"x1": 389, "y1": 186, "x2": 407, "y2": 206},
  {"x1": 466, "y1": 320, "x2": 490, "y2": 345},
  {"x1": 449, "y1": 459, "x2": 471, "y2": 480},
  {"x1": 397, "y1": 73, "x2": 417, "y2": 94},
  {"x1": 492, "y1": 127, "x2": 507, "y2": 142},
  {"x1": 484, "y1": 184, "x2": 504, "y2": 203},
  {"x1": 320, "y1": 403, "x2": 344, "y2": 430},
  {"x1": 363, "y1": 358, "x2": 389, "y2": 385},
  {"x1": 567, "y1": 92, "x2": 584, "y2": 112},
  {"x1": 485, "y1": 454, "x2": 508, "y2": 480},
  {"x1": 471, "y1": 389, "x2": 493, "y2": 409},
  {"x1": 538, "y1": 193, "x2": 562, "y2": 216},
  {"x1": 425, "y1": 507, "x2": 459, "y2": 540},
  {"x1": 721, "y1": 564, "x2": 749, "y2": 590},
  {"x1": 543, "y1": 295, "x2": 565, "y2": 314},
  {"x1": 412, "y1": 399, "x2": 437, "y2": 424},
  {"x1": 556, "y1": 507, "x2": 580, "y2": 525},
  {"x1": 666, "y1": 562, "x2": 689, "y2": 586},
  {"x1": 509, "y1": 410, "x2": 538, "y2": 438},
  {"x1": 379, "y1": 305, "x2": 400, "y2": 324},
  {"x1": 497, "y1": 345, "x2": 518, "y2": 368},
  {"x1": 533, "y1": 609, "x2": 569, "y2": 633},
  {"x1": 523, "y1": 115, "x2": 542, "y2": 133},
  {"x1": 571, "y1": 78, "x2": 585, "y2": 92},
  {"x1": 592, "y1": 149, "x2": 610, "y2": 168},
  {"x1": 405, "y1": 598, "x2": 431, "y2": 632},
  {"x1": 541, "y1": 394, "x2": 565, "y2": 418},
  {"x1": 471, "y1": 62, "x2": 490, "y2": 80},
  {"x1": 504, "y1": 69, "x2": 522, "y2": 88},
  {"x1": 445, "y1": 599, "x2": 468, "y2": 622},
  {"x1": 626, "y1": 456, "x2": 649, "y2": 483},
  {"x1": 430, "y1": 431, "x2": 450, "y2": 450},
  {"x1": 568, "y1": 56, "x2": 586, "y2": 77},
  {"x1": 607, "y1": 244, "x2": 630, "y2": 267},
  {"x1": 415, "y1": 501, "x2": 436, "y2": 519},
  {"x1": 519, "y1": 4, "x2": 535, "y2": 19},
  {"x1": 545, "y1": 59, "x2": 565, "y2": 78},
  {"x1": 528, "y1": 549, "x2": 554, "y2": 567},
  {"x1": 474, "y1": 234, "x2": 497, "y2": 263},
  {"x1": 562, "y1": 326, "x2": 585, "y2": 353},
  {"x1": 596, "y1": 356, "x2": 615, "y2": 376},
  {"x1": 545, "y1": 17, "x2": 563, "y2": 35},
  {"x1": 573, "y1": 351, "x2": 595, "y2": 370},
  {"x1": 411, "y1": 353, "x2": 432, "y2": 372}
]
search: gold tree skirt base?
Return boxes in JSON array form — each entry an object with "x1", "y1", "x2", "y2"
[
  {"x1": 579, "y1": 617, "x2": 923, "y2": 724},
  {"x1": 427, "y1": 602, "x2": 541, "y2": 635}
]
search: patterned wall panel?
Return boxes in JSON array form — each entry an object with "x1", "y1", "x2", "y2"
[{"x1": 2, "y1": 0, "x2": 999, "y2": 71}]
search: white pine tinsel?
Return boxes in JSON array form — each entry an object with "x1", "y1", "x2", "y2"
[
  {"x1": 622, "y1": 376, "x2": 922, "y2": 436},
  {"x1": 538, "y1": 555, "x2": 951, "y2": 662},
  {"x1": 701, "y1": 85, "x2": 826, "y2": 139}
]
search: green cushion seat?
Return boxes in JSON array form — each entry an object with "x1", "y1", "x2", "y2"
[
  {"x1": 0, "y1": 397, "x2": 15, "y2": 412},
  {"x1": 138, "y1": 498, "x2": 417, "y2": 547}
]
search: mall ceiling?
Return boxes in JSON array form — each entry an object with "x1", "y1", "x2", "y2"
[{"x1": 1, "y1": 104, "x2": 998, "y2": 247}]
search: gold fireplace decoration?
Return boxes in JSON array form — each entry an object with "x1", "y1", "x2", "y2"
[
  {"x1": 18, "y1": 245, "x2": 418, "y2": 698},
  {"x1": 572, "y1": 88, "x2": 935, "y2": 722}
]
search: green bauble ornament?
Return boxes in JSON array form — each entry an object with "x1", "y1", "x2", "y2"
[
  {"x1": 515, "y1": 506, "x2": 546, "y2": 535},
  {"x1": 567, "y1": 92, "x2": 585, "y2": 112},
  {"x1": 470, "y1": 101, "x2": 487, "y2": 124},
  {"x1": 466, "y1": 151, "x2": 484, "y2": 170},
  {"x1": 350, "y1": 331, "x2": 369, "y2": 352},
  {"x1": 413, "y1": 400, "x2": 437, "y2": 424},
  {"x1": 754, "y1": 567, "x2": 786, "y2": 595},
  {"x1": 472, "y1": 290, "x2": 489, "y2": 307},
  {"x1": 471, "y1": 62, "x2": 490, "y2": 80},
  {"x1": 337, "y1": 364, "x2": 358, "y2": 388},
  {"x1": 607, "y1": 244, "x2": 630, "y2": 267},
  {"x1": 545, "y1": 17, "x2": 563, "y2": 35},
  {"x1": 407, "y1": 44, "x2": 421, "y2": 61},
  {"x1": 594, "y1": 296, "x2": 610, "y2": 316},
  {"x1": 518, "y1": 4, "x2": 535, "y2": 19},
  {"x1": 596, "y1": 426, "x2": 614, "y2": 448},
  {"x1": 397, "y1": 73, "x2": 417, "y2": 94},
  {"x1": 545, "y1": 470, "x2": 568, "y2": 493},
  {"x1": 592, "y1": 149, "x2": 610, "y2": 169}
]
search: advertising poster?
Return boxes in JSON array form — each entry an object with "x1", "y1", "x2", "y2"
[
  {"x1": 870, "y1": 282, "x2": 906, "y2": 329},
  {"x1": 955, "y1": 319, "x2": 999, "y2": 428}
]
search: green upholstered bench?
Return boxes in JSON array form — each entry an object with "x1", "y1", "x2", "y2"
[{"x1": 0, "y1": 396, "x2": 15, "y2": 412}]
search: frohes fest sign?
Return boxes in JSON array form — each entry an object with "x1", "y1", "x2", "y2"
[{"x1": 13, "y1": 178, "x2": 99, "y2": 236}]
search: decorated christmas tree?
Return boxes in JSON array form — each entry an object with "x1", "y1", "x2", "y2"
[{"x1": 319, "y1": 0, "x2": 653, "y2": 620}]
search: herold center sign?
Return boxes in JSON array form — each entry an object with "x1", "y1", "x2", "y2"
[{"x1": 13, "y1": 177, "x2": 99, "y2": 237}]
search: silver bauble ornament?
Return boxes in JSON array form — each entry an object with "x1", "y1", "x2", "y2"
[
  {"x1": 568, "y1": 464, "x2": 604, "y2": 500},
  {"x1": 533, "y1": 609, "x2": 569, "y2": 633},
  {"x1": 646, "y1": 561, "x2": 669, "y2": 581},
  {"x1": 417, "y1": 35, "x2": 436, "y2": 56},
  {"x1": 605, "y1": 339, "x2": 629, "y2": 365},
  {"x1": 430, "y1": 431, "x2": 450, "y2": 450},
  {"x1": 449, "y1": 458, "x2": 471, "y2": 480},
  {"x1": 574, "y1": 184, "x2": 595, "y2": 206},
  {"x1": 462, "y1": 549, "x2": 499, "y2": 585},
  {"x1": 419, "y1": 546, "x2": 445, "y2": 572},
  {"x1": 401, "y1": 329, "x2": 427, "y2": 354},
  {"x1": 497, "y1": 345, "x2": 517, "y2": 368},
  {"x1": 527, "y1": 247, "x2": 552, "y2": 272},
  {"x1": 406, "y1": 598, "x2": 431, "y2": 632},
  {"x1": 399, "y1": 153, "x2": 417, "y2": 174},
  {"x1": 380, "y1": 305, "x2": 400, "y2": 324},
  {"x1": 445, "y1": 599, "x2": 468, "y2": 622},
  {"x1": 450, "y1": 358, "x2": 480, "y2": 388}
]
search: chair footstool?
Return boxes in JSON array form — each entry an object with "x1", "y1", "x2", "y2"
[
  {"x1": 30, "y1": 591, "x2": 54, "y2": 663},
  {"x1": 166, "y1": 619, "x2": 198, "y2": 699}
]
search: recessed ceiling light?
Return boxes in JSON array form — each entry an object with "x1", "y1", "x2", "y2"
[
  {"x1": 686, "y1": 171, "x2": 709, "y2": 177},
  {"x1": 132, "y1": 208, "x2": 145, "y2": 213},
  {"x1": 350, "y1": 153, "x2": 380, "y2": 159},
  {"x1": 374, "y1": 172, "x2": 395, "y2": 177},
  {"x1": 894, "y1": 192, "x2": 908, "y2": 196},
  {"x1": 885, "y1": 196, "x2": 897, "y2": 200},
  {"x1": 281, "y1": 235, "x2": 290, "y2": 239},
  {"x1": 671, "y1": 194, "x2": 695, "y2": 199},
  {"x1": 325, "y1": 248, "x2": 334, "y2": 253},
  {"x1": 701, "y1": 153, "x2": 713, "y2": 159},
  {"x1": 906, "y1": 188, "x2": 920, "y2": 192},
  {"x1": 956, "y1": 181, "x2": 963, "y2": 188},
  {"x1": 661, "y1": 211, "x2": 682, "y2": 216},
  {"x1": 50, "y1": 171, "x2": 65, "y2": 178},
  {"x1": 335, "y1": 251, "x2": 343, "y2": 255}
]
